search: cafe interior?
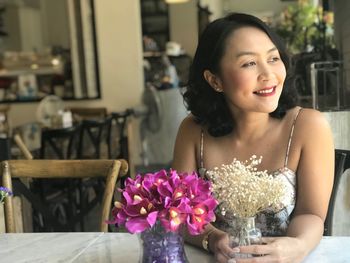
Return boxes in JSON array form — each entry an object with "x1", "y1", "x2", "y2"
[{"x1": 0, "y1": 0, "x2": 350, "y2": 261}]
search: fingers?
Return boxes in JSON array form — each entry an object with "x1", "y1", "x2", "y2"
[
  {"x1": 215, "y1": 247, "x2": 240, "y2": 263},
  {"x1": 221, "y1": 244, "x2": 240, "y2": 258},
  {"x1": 213, "y1": 233, "x2": 240, "y2": 262},
  {"x1": 234, "y1": 254, "x2": 274, "y2": 262},
  {"x1": 215, "y1": 251, "x2": 230, "y2": 263},
  {"x1": 238, "y1": 244, "x2": 272, "y2": 256}
]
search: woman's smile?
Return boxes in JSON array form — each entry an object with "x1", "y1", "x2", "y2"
[{"x1": 253, "y1": 86, "x2": 277, "y2": 96}]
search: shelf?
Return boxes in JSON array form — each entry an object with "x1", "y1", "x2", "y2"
[
  {"x1": 141, "y1": 12, "x2": 168, "y2": 17},
  {"x1": 142, "y1": 30, "x2": 168, "y2": 35},
  {"x1": 141, "y1": 0, "x2": 169, "y2": 51},
  {"x1": 0, "y1": 67, "x2": 63, "y2": 77}
]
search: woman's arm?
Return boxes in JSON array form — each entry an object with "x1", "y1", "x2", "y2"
[
  {"x1": 172, "y1": 115, "x2": 198, "y2": 173},
  {"x1": 285, "y1": 109, "x2": 334, "y2": 257},
  {"x1": 172, "y1": 116, "x2": 237, "y2": 261},
  {"x1": 172, "y1": 115, "x2": 211, "y2": 248},
  {"x1": 238, "y1": 109, "x2": 334, "y2": 263}
]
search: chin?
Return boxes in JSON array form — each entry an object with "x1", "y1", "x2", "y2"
[
  {"x1": 260, "y1": 104, "x2": 279, "y2": 114},
  {"x1": 270, "y1": 103, "x2": 279, "y2": 112}
]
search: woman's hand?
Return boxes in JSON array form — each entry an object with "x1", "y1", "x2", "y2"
[
  {"x1": 210, "y1": 234, "x2": 307, "y2": 263},
  {"x1": 209, "y1": 230, "x2": 240, "y2": 263},
  {"x1": 236, "y1": 236, "x2": 306, "y2": 263}
]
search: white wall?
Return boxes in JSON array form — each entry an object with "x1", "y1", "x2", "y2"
[
  {"x1": 41, "y1": 0, "x2": 70, "y2": 49},
  {"x1": 323, "y1": 111, "x2": 350, "y2": 150},
  {"x1": 222, "y1": 0, "x2": 291, "y2": 18},
  {"x1": 3, "y1": 5, "x2": 43, "y2": 52},
  {"x1": 169, "y1": 1, "x2": 198, "y2": 57},
  {"x1": 7, "y1": 0, "x2": 144, "y2": 127},
  {"x1": 200, "y1": 0, "x2": 223, "y2": 21},
  {"x1": 169, "y1": 0, "x2": 223, "y2": 57}
]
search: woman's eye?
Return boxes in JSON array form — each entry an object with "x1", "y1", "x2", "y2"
[
  {"x1": 242, "y1": 61, "x2": 256, "y2": 68},
  {"x1": 268, "y1": 57, "x2": 280, "y2": 63}
]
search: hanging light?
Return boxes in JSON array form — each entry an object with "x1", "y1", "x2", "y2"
[{"x1": 165, "y1": 0, "x2": 189, "y2": 4}]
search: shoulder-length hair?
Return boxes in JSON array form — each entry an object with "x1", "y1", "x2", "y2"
[{"x1": 183, "y1": 13, "x2": 298, "y2": 137}]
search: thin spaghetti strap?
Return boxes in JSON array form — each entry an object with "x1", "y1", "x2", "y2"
[
  {"x1": 200, "y1": 130, "x2": 204, "y2": 169},
  {"x1": 284, "y1": 108, "x2": 303, "y2": 167}
]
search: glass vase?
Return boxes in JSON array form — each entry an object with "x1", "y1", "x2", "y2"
[
  {"x1": 228, "y1": 216, "x2": 262, "y2": 258},
  {"x1": 139, "y1": 222, "x2": 189, "y2": 263}
]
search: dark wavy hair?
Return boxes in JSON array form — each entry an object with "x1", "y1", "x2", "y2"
[{"x1": 183, "y1": 13, "x2": 298, "y2": 137}]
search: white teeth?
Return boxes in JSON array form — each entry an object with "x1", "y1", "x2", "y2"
[{"x1": 255, "y1": 87, "x2": 274, "y2": 94}]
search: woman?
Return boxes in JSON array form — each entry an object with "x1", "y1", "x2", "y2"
[{"x1": 172, "y1": 13, "x2": 334, "y2": 263}]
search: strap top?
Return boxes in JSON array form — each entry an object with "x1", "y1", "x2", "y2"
[
  {"x1": 284, "y1": 107, "x2": 303, "y2": 167},
  {"x1": 198, "y1": 108, "x2": 303, "y2": 176},
  {"x1": 198, "y1": 131, "x2": 206, "y2": 177}
]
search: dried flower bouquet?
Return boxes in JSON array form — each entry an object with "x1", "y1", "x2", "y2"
[{"x1": 207, "y1": 155, "x2": 285, "y2": 218}]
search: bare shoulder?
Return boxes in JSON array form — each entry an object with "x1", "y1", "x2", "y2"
[
  {"x1": 283, "y1": 107, "x2": 333, "y2": 152},
  {"x1": 285, "y1": 107, "x2": 330, "y2": 134},
  {"x1": 299, "y1": 107, "x2": 329, "y2": 125},
  {"x1": 177, "y1": 114, "x2": 202, "y2": 140},
  {"x1": 172, "y1": 114, "x2": 202, "y2": 172},
  {"x1": 295, "y1": 108, "x2": 331, "y2": 137}
]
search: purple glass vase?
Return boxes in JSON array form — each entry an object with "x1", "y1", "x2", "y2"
[{"x1": 139, "y1": 222, "x2": 189, "y2": 263}]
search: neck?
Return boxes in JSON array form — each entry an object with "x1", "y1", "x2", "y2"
[{"x1": 231, "y1": 111, "x2": 272, "y2": 143}]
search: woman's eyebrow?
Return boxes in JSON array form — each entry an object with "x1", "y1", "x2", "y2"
[{"x1": 235, "y1": 47, "x2": 278, "y2": 58}]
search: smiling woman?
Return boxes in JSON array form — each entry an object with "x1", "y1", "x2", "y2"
[
  {"x1": 0, "y1": 0, "x2": 100, "y2": 103},
  {"x1": 172, "y1": 12, "x2": 334, "y2": 263}
]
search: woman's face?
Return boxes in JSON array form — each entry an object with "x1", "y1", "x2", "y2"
[{"x1": 214, "y1": 26, "x2": 286, "y2": 115}]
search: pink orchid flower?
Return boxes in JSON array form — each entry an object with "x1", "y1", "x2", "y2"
[{"x1": 109, "y1": 170, "x2": 218, "y2": 235}]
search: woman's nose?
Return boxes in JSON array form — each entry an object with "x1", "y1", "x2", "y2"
[{"x1": 258, "y1": 64, "x2": 274, "y2": 81}]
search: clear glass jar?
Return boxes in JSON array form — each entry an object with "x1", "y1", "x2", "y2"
[{"x1": 229, "y1": 216, "x2": 262, "y2": 258}]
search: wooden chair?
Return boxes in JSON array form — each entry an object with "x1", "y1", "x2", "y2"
[
  {"x1": 12, "y1": 134, "x2": 34, "y2": 232},
  {"x1": 13, "y1": 134, "x2": 34, "y2": 160},
  {"x1": 1, "y1": 159, "x2": 128, "y2": 233}
]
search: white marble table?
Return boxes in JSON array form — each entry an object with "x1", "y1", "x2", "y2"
[{"x1": 0, "y1": 233, "x2": 349, "y2": 262}]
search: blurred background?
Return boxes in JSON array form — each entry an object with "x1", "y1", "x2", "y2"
[{"x1": 0, "y1": 0, "x2": 349, "y2": 235}]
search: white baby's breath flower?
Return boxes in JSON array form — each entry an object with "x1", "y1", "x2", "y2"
[{"x1": 207, "y1": 156, "x2": 285, "y2": 218}]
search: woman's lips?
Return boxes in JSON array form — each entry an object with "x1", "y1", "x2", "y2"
[{"x1": 253, "y1": 86, "x2": 276, "y2": 96}]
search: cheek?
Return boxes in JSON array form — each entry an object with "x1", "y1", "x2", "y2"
[
  {"x1": 278, "y1": 65, "x2": 287, "y2": 82},
  {"x1": 221, "y1": 69, "x2": 253, "y2": 90}
]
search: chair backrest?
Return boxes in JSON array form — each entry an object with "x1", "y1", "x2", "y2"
[
  {"x1": 324, "y1": 149, "x2": 350, "y2": 235},
  {"x1": 69, "y1": 107, "x2": 107, "y2": 121},
  {"x1": 111, "y1": 110, "x2": 135, "y2": 181},
  {"x1": 77, "y1": 116, "x2": 113, "y2": 159},
  {"x1": 1, "y1": 159, "x2": 128, "y2": 233},
  {"x1": 40, "y1": 125, "x2": 81, "y2": 159}
]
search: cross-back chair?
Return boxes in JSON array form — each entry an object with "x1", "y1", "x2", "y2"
[
  {"x1": 77, "y1": 116, "x2": 113, "y2": 159},
  {"x1": 67, "y1": 107, "x2": 112, "y2": 159},
  {"x1": 40, "y1": 125, "x2": 81, "y2": 159},
  {"x1": 1, "y1": 159, "x2": 128, "y2": 233}
]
